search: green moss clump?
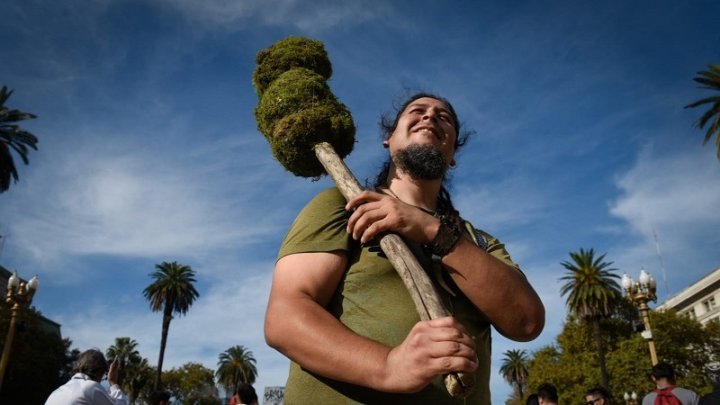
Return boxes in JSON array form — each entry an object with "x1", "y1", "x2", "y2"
[
  {"x1": 252, "y1": 36, "x2": 356, "y2": 178},
  {"x1": 254, "y1": 68, "x2": 333, "y2": 138},
  {"x1": 253, "y1": 36, "x2": 333, "y2": 97},
  {"x1": 269, "y1": 102, "x2": 355, "y2": 178}
]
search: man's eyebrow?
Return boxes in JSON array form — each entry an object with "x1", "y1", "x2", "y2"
[{"x1": 407, "y1": 102, "x2": 452, "y2": 115}]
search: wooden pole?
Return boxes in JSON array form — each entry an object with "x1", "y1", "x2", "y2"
[{"x1": 314, "y1": 142, "x2": 474, "y2": 398}]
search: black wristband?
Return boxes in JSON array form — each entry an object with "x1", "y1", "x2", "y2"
[{"x1": 427, "y1": 215, "x2": 462, "y2": 257}]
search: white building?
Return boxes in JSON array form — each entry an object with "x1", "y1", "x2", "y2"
[{"x1": 656, "y1": 267, "x2": 720, "y2": 325}]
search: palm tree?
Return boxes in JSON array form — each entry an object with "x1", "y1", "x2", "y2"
[
  {"x1": 124, "y1": 357, "x2": 154, "y2": 405},
  {"x1": 0, "y1": 86, "x2": 39, "y2": 193},
  {"x1": 499, "y1": 349, "x2": 530, "y2": 400},
  {"x1": 559, "y1": 248, "x2": 621, "y2": 390},
  {"x1": 106, "y1": 337, "x2": 141, "y2": 387},
  {"x1": 684, "y1": 64, "x2": 720, "y2": 160},
  {"x1": 216, "y1": 345, "x2": 258, "y2": 396},
  {"x1": 143, "y1": 261, "x2": 199, "y2": 389}
]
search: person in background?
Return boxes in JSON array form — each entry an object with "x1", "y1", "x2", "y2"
[
  {"x1": 537, "y1": 383, "x2": 558, "y2": 405},
  {"x1": 45, "y1": 348, "x2": 128, "y2": 405},
  {"x1": 236, "y1": 383, "x2": 259, "y2": 405},
  {"x1": 700, "y1": 361, "x2": 720, "y2": 405},
  {"x1": 148, "y1": 389, "x2": 171, "y2": 405},
  {"x1": 526, "y1": 393, "x2": 540, "y2": 405},
  {"x1": 586, "y1": 386, "x2": 612, "y2": 405},
  {"x1": 641, "y1": 362, "x2": 699, "y2": 405}
]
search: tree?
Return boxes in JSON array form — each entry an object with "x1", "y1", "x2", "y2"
[
  {"x1": 527, "y1": 307, "x2": 719, "y2": 402},
  {"x1": 499, "y1": 349, "x2": 530, "y2": 401},
  {"x1": 143, "y1": 261, "x2": 200, "y2": 389},
  {"x1": 0, "y1": 86, "x2": 39, "y2": 193},
  {"x1": 163, "y1": 362, "x2": 220, "y2": 405},
  {"x1": 684, "y1": 64, "x2": 720, "y2": 160},
  {"x1": 106, "y1": 336, "x2": 141, "y2": 387},
  {"x1": 0, "y1": 303, "x2": 74, "y2": 404},
  {"x1": 124, "y1": 357, "x2": 155, "y2": 405},
  {"x1": 559, "y1": 248, "x2": 622, "y2": 389},
  {"x1": 216, "y1": 345, "x2": 258, "y2": 396}
]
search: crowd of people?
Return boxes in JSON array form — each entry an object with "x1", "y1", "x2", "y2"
[{"x1": 525, "y1": 361, "x2": 719, "y2": 405}]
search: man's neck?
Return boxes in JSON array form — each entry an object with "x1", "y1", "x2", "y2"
[{"x1": 385, "y1": 168, "x2": 443, "y2": 212}]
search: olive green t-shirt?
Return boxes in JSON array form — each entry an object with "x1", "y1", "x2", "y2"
[{"x1": 277, "y1": 187, "x2": 521, "y2": 405}]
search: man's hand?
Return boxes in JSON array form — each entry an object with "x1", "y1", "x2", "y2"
[
  {"x1": 380, "y1": 317, "x2": 478, "y2": 393},
  {"x1": 345, "y1": 190, "x2": 439, "y2": 245},
  {"x1": 107, "y1": 358, "x2": 121, "y2": 386}
]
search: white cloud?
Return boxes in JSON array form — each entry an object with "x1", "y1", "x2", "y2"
[{"x1": 609, "y1": 146, "x2": 720, "y2": 285}]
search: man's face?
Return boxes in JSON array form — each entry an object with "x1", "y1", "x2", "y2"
[{"x1": 387, "y1": 97, "x2": 458, "y2": 174}]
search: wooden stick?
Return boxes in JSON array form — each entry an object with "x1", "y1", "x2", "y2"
[{"x1": 314, "y1": 142, "x2": 474, "y2": 398}]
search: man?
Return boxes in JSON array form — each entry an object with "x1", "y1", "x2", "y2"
[
  {"x1": 45, "y1": 349, "x2": 128, "y2": 405},
  {"x1": 586, "y1": 387, "x2": 612, "y2": 405},
  {"x1": 264, "y1": 93, "x2": 545, "y2": 404},
  {"x1": 641, "y1": 362, "x2": 699, "y2": 405},
  {"x1": 537, "y1": 383, "x2": 559, "y2": 405}
]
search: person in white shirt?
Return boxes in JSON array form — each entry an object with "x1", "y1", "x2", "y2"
[{"x1": 45, "y1": 348, "x2": 128, "y2": 405}]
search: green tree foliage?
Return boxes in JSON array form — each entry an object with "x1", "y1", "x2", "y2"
[
  {"x1": 143, "y1": 261, "x2": 200, "y2": 389},
  {"x1": 163, "y1": 362, "x2": 220, "y2": 405},
  {"x1": 499, "y1": 349, "x2": 530, "y2": 400},
  {"x1": 215, "y1": 345, "x2": 257, "y2": 392},
  {"x1": 559, "y1": 248, "x2": 622, "y2": 389},
  {"x1": 124, "y1": 357, "x2": 155, "y2": 405},
  {"x1": 105, "y1": 337, "x2": 154, "y2": 404},
  {"x1": 0, "y1": 302, "x2": 75, "y2": 404},
  {"x1": 526, "y1": 309, "x2": 718, "y2": 403},
  {"x1": 216, "y1": 345, "x2": 258, "y2": 396},
  {"x1": 0, "y1": 86, "x2": 39, "y2": 193},
  {"x1": 106, "y1": 336, "x2": 141, "y2": 386},
  {"x1": 684, "y1": 64, "x2": 720, "y2": 160}
]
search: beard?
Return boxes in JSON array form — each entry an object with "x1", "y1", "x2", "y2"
[{"x1": 392, "y1": 144, "x2": 448, "y2": 180}]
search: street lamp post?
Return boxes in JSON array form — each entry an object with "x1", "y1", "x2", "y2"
[
  {"x1": 622, "y1": 269, "x2": 658, "y2": 365},
  {"x1": 0, "y1": 271, "x2": 39, "y2": 391},
  {"x1": 623, "y1": 391, "x2": 638, "y2": 405}
]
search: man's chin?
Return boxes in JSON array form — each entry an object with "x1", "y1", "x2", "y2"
[{"x1": 393, "y1": 144, "x2": 447, "y2": 180}]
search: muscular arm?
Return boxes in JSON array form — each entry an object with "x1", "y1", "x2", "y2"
[
  {"x1": 442, "y1": 237, "x2": 544, "y2": 341},
  {"x1": 346, "y1": 191, "x2": 545, "y2": 342},
  {"x1": 264, "y1": 251, "x2": 478, "y2": 393}
]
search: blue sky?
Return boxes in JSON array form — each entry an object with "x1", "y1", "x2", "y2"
[{"x1": 2, "y1": 0, "x2": 719, "y2": 402}]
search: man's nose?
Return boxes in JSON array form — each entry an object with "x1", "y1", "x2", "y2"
[{"x1": 422, "y1": 109, "x2": 438, "y2": 122}]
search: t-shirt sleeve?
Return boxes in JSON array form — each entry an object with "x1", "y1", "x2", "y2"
[
  {"x1": 473, "y1": 227, "x2": 521, "y2": 272},
  {"x1": 277, "y1": 188, "x2": 352, "y2": 260}
]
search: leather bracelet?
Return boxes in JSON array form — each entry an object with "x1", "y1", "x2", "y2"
[{"x1": 427, "y1": 215, "x2": 462, "y2": 257}]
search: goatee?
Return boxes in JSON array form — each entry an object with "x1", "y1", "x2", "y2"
[{"x1": 393, "y1": 144, "x2": 448, "y2": 180}]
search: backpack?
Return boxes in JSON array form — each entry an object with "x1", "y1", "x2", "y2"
[{"x1": 654, "y1": 386, "x2": 683, "y2": 405}]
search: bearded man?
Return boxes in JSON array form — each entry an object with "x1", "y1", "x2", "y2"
[{"x1": 264, "y1": 93, "x2": 545, "y2": 404}]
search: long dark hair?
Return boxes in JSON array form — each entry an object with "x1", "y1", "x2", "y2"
[{"x1": 372, "y1": 92, "x2": 472, "y2": 216}]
